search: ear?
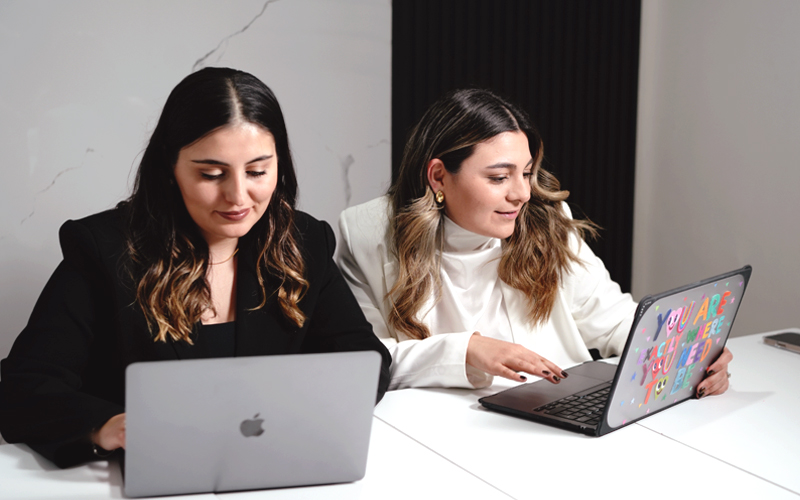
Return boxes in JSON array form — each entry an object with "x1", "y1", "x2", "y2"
[{"x1": 426, "y1": 158, "x2": 446, "y2": 193}]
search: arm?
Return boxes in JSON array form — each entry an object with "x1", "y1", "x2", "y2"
[
  {"x1": 0, "y1": 219, "x2": 125, "y2": 467},
  {"x1": 553, "y1": 200, "x2": 638, "y2": 359},
  {"x1": 337, "y1": 201, "x2": 504, "y2": 390},
  {"x1": 564, "y1": 235, "x2": 639, "y2": 358},
  {"x1": 295, "y1": 215, "x2": 392, "y2": 402}
]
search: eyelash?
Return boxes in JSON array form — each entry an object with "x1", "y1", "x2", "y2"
[
  {"x1": 201, "y1": 171, "x2": 267, "y2": 180},
  {"x1": 489, "y1": 172, "x2": 533, "y2": 183}
]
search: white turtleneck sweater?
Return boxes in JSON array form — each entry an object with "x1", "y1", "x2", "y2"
[
  {"x1": 337, "y1": 196, "x2": 637, "y2": 390},
  {"x1": 428, "y1": 215, "x2": 513, "y2": 345}
]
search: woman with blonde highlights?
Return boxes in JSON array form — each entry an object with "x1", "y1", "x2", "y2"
[
  {"x1": 0, "y1": 68, "x2": 390, "y2": 467},
  {"x1": 338, "y1": 88, "x2": 731, "y2": 394}
]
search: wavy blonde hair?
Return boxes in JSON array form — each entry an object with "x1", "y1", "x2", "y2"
[
  {"x1": 125, "y1": 68, "x2": 307, "y2": 343},
  {"x1": 387, "y1": 89, "x2": 596, "y2": 340}
]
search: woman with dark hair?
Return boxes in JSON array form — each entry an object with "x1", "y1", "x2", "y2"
[
  {"x1": 338, "y1": 88, "x2": 731, "y2": 394},
  {"x1": 0, "y1": 67, "x2": 391, "y2": 467}
]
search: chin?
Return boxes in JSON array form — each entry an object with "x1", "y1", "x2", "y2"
[
  {"x1": 215, "y1": 224, "x2": 257, "y2": 240},
  {"x1": 487, "y1": 223, "x2": 516, "y2": 240}
]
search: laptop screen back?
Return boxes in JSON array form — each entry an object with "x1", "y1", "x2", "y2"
[
  {"x1": 124, "y1": 351, "x2": 381, "y2": 497},
  {"x1": 605, "y1": 268, "x2": 750, "y2": 429}
]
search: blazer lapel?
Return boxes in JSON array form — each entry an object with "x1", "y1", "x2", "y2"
[{"x1": 234, "y1": 241, "x2": 291, "y2": 356}]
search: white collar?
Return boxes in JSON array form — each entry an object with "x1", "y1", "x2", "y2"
[{"x1": 442, "y1": 216, "x2": 500, "y2": 253}]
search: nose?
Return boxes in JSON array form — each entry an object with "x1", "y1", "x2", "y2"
[
  {"x1": 509, "y1": 172, "x2": 532, "y2": 204},
  {"x1": 223, "y1": 173, "x2": 247, "y2": 206}
]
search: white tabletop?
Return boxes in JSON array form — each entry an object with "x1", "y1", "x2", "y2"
[
  {"x1": 217, "y1": 417, "x2": 509, "y2": 500},
  {"x1": 373, "y1": 330, "x2": 800, "y2": 499},
  {"x1": 3, "y1": 330, "x2": 798, "y2": 499},
  {"x1": 637, "y1": 328, "x2": 800, "y2": 496},
  {"x1": 0, "y1": 418, "x2": 508, "y2": 500},
  {"x1": 0, "y1": 442, "x2": 182, "y2": 500}
]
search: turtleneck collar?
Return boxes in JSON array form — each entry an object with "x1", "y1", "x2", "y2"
[{"x1": 442, "y1": 215, "x2": 500, "y2": 253}]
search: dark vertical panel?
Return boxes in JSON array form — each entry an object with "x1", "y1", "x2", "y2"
[{"x1": 392, "y1": 0, "x2": 640, "y2": 292}]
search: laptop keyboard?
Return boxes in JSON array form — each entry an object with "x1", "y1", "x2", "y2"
[{"x1": 533, "y1": 383, "x2": 611, "y2": 427}]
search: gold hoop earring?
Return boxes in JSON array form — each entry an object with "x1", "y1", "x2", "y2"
[{"x1": 435, "y1": 190, "x2": 445, "y2": 205}]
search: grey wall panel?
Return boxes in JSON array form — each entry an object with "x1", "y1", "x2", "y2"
[{"x1": 634, "y1": 0, "x2": 800, "y2": 337}]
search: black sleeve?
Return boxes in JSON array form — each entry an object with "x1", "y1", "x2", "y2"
[
  {"x1": 298, "y1": 217, "x2": 392, "y2": 403},
  {"x1": 0, "y1": 220, "x2": 125, "y2": 468}
]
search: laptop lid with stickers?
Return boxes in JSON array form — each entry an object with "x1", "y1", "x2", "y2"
[{"x1": 600, "y1": 265, "x2": 752, "y2": 432}]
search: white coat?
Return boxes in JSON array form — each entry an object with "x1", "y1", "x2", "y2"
[{"x1": 337, "y1": 196, "x2": 638, "y2": 390}]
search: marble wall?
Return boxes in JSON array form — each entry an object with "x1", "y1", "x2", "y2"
[{"x1": 0, "y1": 0, "x2": 391, "y2": 359}]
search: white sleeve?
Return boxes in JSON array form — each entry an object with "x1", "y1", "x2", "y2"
[
  {"x1": 336, "y1": 201, "x2": 492, "y2": 390},
  {"x1": 563, "y1": 234, "x2": 639, "y2": 358}
]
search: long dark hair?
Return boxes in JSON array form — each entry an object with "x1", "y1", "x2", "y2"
[
  {"x1": 387, "y1": 88, "x2": 595, "y2": 340},
  {"x1": 124, "y1": 67, "x2": 307, "y2": 343}
]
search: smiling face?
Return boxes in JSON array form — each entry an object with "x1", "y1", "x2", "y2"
[
  {"x1": 430, "y1": 131, "x2": 533, "y2": 239},
  {"x1": 173, "y1": 122, "x2": 278, "y2": 249}
]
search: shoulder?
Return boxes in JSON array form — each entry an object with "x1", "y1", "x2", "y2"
[
  {"x1": 59, "y1": 207, "x2": 128, "y2": 265},
  {"x1": 336, "y1": 197, "x2": 393, "y2": 284},
  {"x1": 555, "y1": 201, "x2": 590, "y2": 256},
  {"x1": 293, "y1": 210, "x2": 334, "y2": 245},
  {"x1": 290, "y1": 210, "x2": 337, "y2": 264},
  {"x1": 60, "y1": 207, "x2": 125, "y2": 236},
  {"x1": 560, "y1": 201, "x2": 574, "y2": 219},
  {"x1": 338, "y1": 196, "x2": 391, "y2": 249}
]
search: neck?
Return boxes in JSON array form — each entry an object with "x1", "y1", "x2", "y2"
[{"x1": 207, "y1": 239, "x2": 240, "y2": 265}]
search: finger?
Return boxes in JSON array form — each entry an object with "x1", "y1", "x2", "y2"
[
  {"x1": 700, "y1": 377, "x2": 728, "y2": 397},
  {"x1": 514, "y1": 352, "x2": 565, "y2": 382},
  {"x1": 493, "y1": 364, "x2": 529, "y2": 383},
  {"x1": 540, "y1": 358, "x2": 568, "y2": 380},
  {"x1": 484, "y1": 361, "x2": 528, "y2": 382},
  {"x1": 706, "y1": 348, "x2": 733, "y2": 376},
  {"x1": 697, "y1": 371, "x2": 729, "y2": 397},
  {"x1": 513, "y1": 359, "x2": 561, "y2": 384}
]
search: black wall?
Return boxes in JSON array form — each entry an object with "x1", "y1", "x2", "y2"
[{"x1": 392, "y1": 0, "x2": 641, "y2": 292}]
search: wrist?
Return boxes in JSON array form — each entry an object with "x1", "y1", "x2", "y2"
[{"x1": 91, "y1": 442, "x2": 115, "y2": 458}]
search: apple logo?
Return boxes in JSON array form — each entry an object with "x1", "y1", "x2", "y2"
[{"x1": 240, "y1": 413, "x2": 265, "y2": 437}]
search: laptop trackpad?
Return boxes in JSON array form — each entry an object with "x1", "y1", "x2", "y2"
[
  {"x1": 482, "y1": 362, "x2": 616, "y2": 412},
  {"x1": 565, "y1": 360, "x2": 617, "y2": 381}
]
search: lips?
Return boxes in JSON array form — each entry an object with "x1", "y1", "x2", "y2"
[
  {"x1": 495, "y1": 210, "x2": 519, "y2": 220},
  {"x1": 217, "y1": 209, "x2": 250, "y2": 221}
]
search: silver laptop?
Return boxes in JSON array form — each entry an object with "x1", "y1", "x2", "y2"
[
  {"x1": 124, "y1": 351, "x2": 381, "y2": 497},
  {"x1": 479, "y1": 265, "x2": 751, "y2": 436}
]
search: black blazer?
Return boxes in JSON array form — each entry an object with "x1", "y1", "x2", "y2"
[{"x1": 0, "y1": 208, "x2": 391, "y2": 468}]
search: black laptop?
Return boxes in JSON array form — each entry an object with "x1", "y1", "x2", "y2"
[{"x1": 479, "y1": 266, "x2": 752, "y2": 436}]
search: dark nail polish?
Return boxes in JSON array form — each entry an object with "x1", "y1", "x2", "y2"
[
  {"x1": 553, "y1": 376, "x2": 561, "y2": 382},
  {"x1": 707, "y1": 369, "x2": 715, "y2": 376},
  {"x1": 520, "y1": 375, "x2": 527, "y2": 381},
  {"x1": 697, "y1": 387, "x2": 706, "y2": 398},
  {"x1": 542, "y1": 370, "x2": 551, "y2": 376},
  {"x1": 561, "y1": 371, "x2": 569, "y2": 378}
]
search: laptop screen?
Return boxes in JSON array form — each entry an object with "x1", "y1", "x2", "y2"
[{"x1": 605, "y1": 268, "x2": 750, "y2": 429}]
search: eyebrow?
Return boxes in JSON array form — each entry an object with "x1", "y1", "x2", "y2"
[
  {"x1": 191, "y1": 154, "x2": 274, "y2": 166},
  {"x1": 485, "y1": 158, "x2": 534, "y2": 170}
]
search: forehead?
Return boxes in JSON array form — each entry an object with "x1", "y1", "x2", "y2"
[
  {"x1": 181, "y1": 122, "x2": 275, "y2": 155},
  {"x1": 463, "y1": 131, "x2": 531, "y2": 168}
]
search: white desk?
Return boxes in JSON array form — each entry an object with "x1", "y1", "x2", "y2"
[
  {"x1": 638, "y1": 328, "x2": 800, "y2": 496},
  {"x1": 0, "y1": 418, "x2": 509, "y2": 500},
  {"x1": 3, "y1": 331, "x2": 798, "y2": 499},
  {"x1": 374, "y1": 330, "x2": 800, "y2": 499}
]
